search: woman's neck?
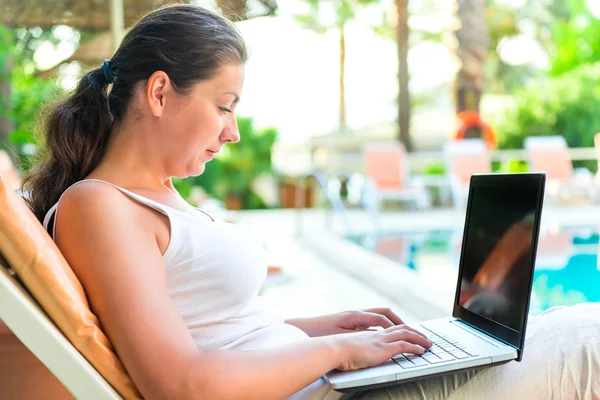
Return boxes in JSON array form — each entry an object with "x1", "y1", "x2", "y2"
[{"x1": 87, "y1": 120, "x2": 171, "y2": 192}]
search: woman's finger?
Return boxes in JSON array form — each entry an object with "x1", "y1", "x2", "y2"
[
  {"x1": 349, "y1": 311, "x2": 395, "y2": 329},
  {"x1": 386, "y1": 341, "x2": 426, "y2": 356},
  {"x1": 363, "y1": 307, "x2": 404, "y2": 325},
  {"x1": 384, "y1": 323, "x2": 429, "y2": 340},
  {"x1": 385, "y1": 327, "x2": 432, "y2": 348}
]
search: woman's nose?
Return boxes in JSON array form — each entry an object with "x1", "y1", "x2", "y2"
[{"x1": 221, "y1": 117, "x2": 240, "y2": 143}]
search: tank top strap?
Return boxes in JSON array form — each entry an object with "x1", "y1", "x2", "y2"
[{"x1": 42, "y1": 179, "x2": 172, "y2": 240}]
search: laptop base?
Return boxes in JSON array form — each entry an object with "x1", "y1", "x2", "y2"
[{"x1": 330, "y1": 361, "x2": 512, "y2": 393}]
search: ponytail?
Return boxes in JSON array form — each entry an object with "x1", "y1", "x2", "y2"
[
  {"x1": 21, "y1": 68, "x2": 113, "y2": 222},
  {"x1": 21, "y1": 4, "x2": 247, "y2": 222}
]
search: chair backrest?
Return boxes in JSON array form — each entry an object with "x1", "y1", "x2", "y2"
[
  {"x1": 444, "y1": 139, "x2": 491, "y2": 186},
  {"x1": 524, "y1": 136, "x2": 573, "y2": 182},
  {"x1": 364, "y1": 142, "x2": 409, "y2": 190},
  {"x1": 0, "y1": 262, "x2": 121, "y2": 400},
  {"x1": 0, "y1": 176, "x2": 140, "y2": 399}
]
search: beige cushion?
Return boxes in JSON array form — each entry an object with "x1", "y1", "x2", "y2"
[{"x1": 0, "y1": 176, "x2": 141, "y2": 399}]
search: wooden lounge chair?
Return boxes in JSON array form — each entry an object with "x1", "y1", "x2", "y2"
[{"x1": 0, "y1": 176, "x2": 139, "y2": 399}]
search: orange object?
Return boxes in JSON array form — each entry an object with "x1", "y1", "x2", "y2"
[
  {"x1": 525, "y1": 136, "x2": 573, "y2": 182},
  {"x1": 454, "y1": 111, "x2": 497, "y2": 149},
  {"x1": 363, "y1": 142, "x2": 430, "y2": 209},
  {"x1": 364, "y1": 142, "x2": 409, "y2": 191},
  {"x1": 0, "y1": 177, "x2": 141, "y2": 399}
]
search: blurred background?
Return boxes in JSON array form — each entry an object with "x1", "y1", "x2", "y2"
[
  {"x1": 2, "y1": 0, "x2": 600, "y2": 211},
  {"x1": 2, "y1": 0, "x2": 600, "y2": 319}
]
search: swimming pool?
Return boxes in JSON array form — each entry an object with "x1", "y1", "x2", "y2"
[{"x1": 347, "y1": 227, "x2": 600, "y2": 315}]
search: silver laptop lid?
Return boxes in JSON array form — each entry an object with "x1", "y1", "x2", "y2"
[{"x1": 452, "y1": 173, "x2": 546, "y2": 361}]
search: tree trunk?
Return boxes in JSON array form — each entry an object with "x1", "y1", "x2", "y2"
[
  {"x1": 0, "y1": 36, "x2": 13, "y2": 157},
  {"x1": 339, "y1": 23, "x2": 346, "y2": 131},
  {"x1": 395, "y1": 0, "x2": 412, "y2": 151},
  {"x1": 216, "y1": 0, "x2": 248, "y2": 20},
  {"x1": 454, "y1": 0, "x2": 488, "y2": 114}
]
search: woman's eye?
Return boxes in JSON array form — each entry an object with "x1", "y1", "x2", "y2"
[{"x1": 219, "y1": 107, "x2": 233, "y2": 114}]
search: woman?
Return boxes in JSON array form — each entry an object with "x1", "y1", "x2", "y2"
[{"x1": 22, "y1": 5, "x2": 599, "y2": 400}]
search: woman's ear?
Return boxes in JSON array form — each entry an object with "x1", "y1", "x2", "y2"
[{"x1": 146, "y1": 71, "x2": 170, "y2": 117}]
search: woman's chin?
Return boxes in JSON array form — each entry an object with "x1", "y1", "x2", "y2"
[
  {"x1": 175, "y1": 163, "x2": 206, "y2": 179},
  {"x1": 193, "y1": 162, "x2": 207, "y2": 176}
]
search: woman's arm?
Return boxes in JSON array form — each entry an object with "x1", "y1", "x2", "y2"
[{"x1": 56, "y1": 182, "x2": 430, "y2": 400}]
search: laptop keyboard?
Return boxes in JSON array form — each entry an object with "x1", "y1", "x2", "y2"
[{"x1": 391, "y1": 326, "x2": 479, "y2": 369}]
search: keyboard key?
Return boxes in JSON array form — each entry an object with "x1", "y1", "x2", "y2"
[
  {"x1": 425, "y1": 356, "x2": 452, "y2": 364},
  {"x1": 397, "y1": 360, "x2": 418, "y2": 369},
  {"x1": 421, "y1": 353, "x2": 440, "y2": 362},
  {"x1": 450, "y1": 351, "x2": 470, "y2": 359},
  {"x1": 411, "y1": 357, "x2": 429, "y2": 366},
  {"x1": 417, "y1": 326, "x2": 479, "y2": 361}
]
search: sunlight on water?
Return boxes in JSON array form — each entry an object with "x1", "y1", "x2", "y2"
[{"x1": 347, "y1": 228, "x2": 600, "y2": 314}]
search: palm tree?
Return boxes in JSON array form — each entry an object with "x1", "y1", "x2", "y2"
[
  {"x1": 395, "y1": 0, "x2": 412, "y2": 151},
  {"x1": 297, "y1": 0, "x2": 380, "y2": 131},
  {"x1": 454, "y1": 0, "x2": 488, "y2": 114}
]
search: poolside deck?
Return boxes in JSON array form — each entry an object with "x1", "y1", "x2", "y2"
[{"x1": 237, "y1": 204, "x2": 600, "y2": 323}]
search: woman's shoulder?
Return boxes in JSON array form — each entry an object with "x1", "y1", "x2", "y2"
[
  {"x1": 58, "y1": 179, "x2": 140, "y2": 220},
  {"x1": 56, "y1": 179, "x2": 163, "y2": 241},
  {"x1": 55, "y1": 179, "x2": 170, "y2": 257}
]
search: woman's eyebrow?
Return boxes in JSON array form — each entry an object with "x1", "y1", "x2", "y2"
[{"x1": 224, "y1": 91, "x2": 240, "y2": 104}]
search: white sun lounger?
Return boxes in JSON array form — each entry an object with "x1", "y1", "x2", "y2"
[{"x1": 0, "y1": 261, "x2": 122, "y2": 400}]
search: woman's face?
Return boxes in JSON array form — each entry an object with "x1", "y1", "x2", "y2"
[{"x1": 158, "y1": 63, "x2": 245, "y2": 178}]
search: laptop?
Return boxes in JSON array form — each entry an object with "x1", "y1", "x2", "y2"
[{"x1": 326, "y1": 172, "x2": 546, "y2": 392}]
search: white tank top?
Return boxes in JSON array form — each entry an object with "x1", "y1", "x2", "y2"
[{"x1": 43, "y1": 179, "x2": 335, "y2": 400}]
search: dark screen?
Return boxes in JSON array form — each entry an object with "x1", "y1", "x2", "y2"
[{"x1": 458, "y1": 185, "x2": 539, "y2": 332}]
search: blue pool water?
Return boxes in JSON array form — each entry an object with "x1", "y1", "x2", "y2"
[{"x1": 347, "y1": 227, "x2": 600, "y2": 315}]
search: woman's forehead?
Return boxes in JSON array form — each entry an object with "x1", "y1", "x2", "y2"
[{"x1": 195, "y1": 64, "x2": 244, "y2": 97}]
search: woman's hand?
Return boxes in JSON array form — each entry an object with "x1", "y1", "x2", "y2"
[
  {"x1": 332, "y1": 324, "x2": 432, "y2": 371},
  {"x1": 285, "y1": 308, "x2": 405, "y2": 337}
]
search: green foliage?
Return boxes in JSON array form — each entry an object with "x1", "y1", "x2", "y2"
[
  {"x1": 0, "y1": 25, "x2": 66, "y2": 166},
  {"x1": 423, "y1": 161, "x2": 446, "y2": 176},
  {"x1": 189, "y1": 116, "x2": 278, "y2": 209},
  {"x1": 484, "y1": 1, "x2": 541, "y2": 93},
  {"x1": 550, "y1": 0, "x2": 600, "y2": 75},
  {"x1": 10, "y1": 66, "x2": 62, "y2": 150},
  {"x1": 481, "y1": 0, "x2": 595, "y2": 93},
  {"x1": 497, "y1": 63, "x2": 600, "y2": 150},
  {"x1": 498, "y1": 159, "x2": 528, "y2": 173},
  {"x1": 295, "y1": 0, "x2": 381, "y2": 30},
  {"x1": 0, "y1": 26, "x2": 13, "y2": 123}
]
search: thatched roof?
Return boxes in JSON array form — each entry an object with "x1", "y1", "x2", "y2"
[
  {"x1": 2, "y1": 0, "x2": 180, "y2": 30},
  {"x1": 67, "y1": 29, "x2": 127, "y2": 65}
]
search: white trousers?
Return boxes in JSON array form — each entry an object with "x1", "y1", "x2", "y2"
[{"x1": 343, "y1": 302, "x2": 600, "y2": 400}]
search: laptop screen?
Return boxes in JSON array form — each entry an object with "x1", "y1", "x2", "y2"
[{"x1": 453, "y1": 173, "x2": 545, "y2": 355}]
